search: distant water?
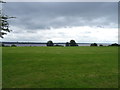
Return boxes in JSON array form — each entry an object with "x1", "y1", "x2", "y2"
[{"x1": 4, "y1": 43, "x2": 111, "y2": 47}]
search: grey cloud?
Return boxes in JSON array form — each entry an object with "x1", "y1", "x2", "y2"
[{"x1": 3, "y1": 2, "x2": 118, "y2": 30}]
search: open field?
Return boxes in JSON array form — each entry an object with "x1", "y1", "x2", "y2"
[{"x1": 2, "y1": 46, "x2": 118, "y2": 88}]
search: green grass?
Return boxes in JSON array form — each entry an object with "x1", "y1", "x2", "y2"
[{"x1": 2, "y1": 46, "x2": 118, "y2": 88}]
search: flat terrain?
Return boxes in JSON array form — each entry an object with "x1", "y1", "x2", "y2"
[{"x1": 2, "y1": 46, "x2": 118, "y2": 88}]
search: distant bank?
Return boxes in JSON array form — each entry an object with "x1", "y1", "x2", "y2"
[{"x1": 1, "y1": 42, "x2": 113, "y2": 47}]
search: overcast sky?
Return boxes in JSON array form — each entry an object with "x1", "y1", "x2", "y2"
[{"x1": 1, "y1": 2, "x2": 118, "y2": 43}]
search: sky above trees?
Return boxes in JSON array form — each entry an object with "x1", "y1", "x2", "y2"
[{"x1": 1, "y1": 2, "x2": 118, "y2": 43}]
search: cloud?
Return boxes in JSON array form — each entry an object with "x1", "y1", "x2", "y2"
[
  {"x1": 1, "y1": 26, "x2": 118, "y2": 43},
  {"x1": 3, "y1": 2, "x2": 118, "y2": 30},
  {"x1": 1, "y1": 2, "x2": 118, "y2": 43}
]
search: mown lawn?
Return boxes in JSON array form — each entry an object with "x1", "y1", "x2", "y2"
[{"x1": 2, "y1": 46, "x2": 118, "y2": 88}]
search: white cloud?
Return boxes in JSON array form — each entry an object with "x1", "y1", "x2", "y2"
[{"x1": 1, "y1": 26, "x2": 118, "y2": 43}]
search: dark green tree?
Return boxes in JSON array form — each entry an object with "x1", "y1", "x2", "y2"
[
  {"x1": 109, "y1": 43, "x2": 118, "y2": 46},
  {"x1": 69, "y1": 40, "x2": 78, "y2": 46},
  {"x1": 46, "y1": 40, "x2": 54, "y2": 46},
  {"x1": 0, "y1": 0, "x2": 15, "y2": 38},
  {"x1": 11, "y1": 44, "x2": 16, "y2": 47},
  {"x1": 90, "y1": 43, "x2": 98, "y2": 46},
  {"x1": 99, "y1": 44, "x2": 103, "y2": 46},
  {"x1": 65, "y1": 42, "x2": 70, "y2": 46}
]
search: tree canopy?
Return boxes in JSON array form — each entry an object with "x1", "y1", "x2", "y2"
[
  {"x1": 46, "y1": 40, "x2": 54, "y2": 46},
  {"x1": 66, "y1": 40, "x2": 78, "y2": 46},
  {"x1": 65, "y1": 42, "x2": 70, "y2": 46},
  {"x1": 0, "y1": 1, "x2": 15, "y2": 38},
  {"x1": 69, "y1": 40, "x2": 78, "y2": 46},
  {"x1": 90, "y1": 43, "x2": 98, "y2": 46}
]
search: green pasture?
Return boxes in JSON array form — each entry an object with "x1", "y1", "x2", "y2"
[{"x1": 2, "y1": 46, "x2": 118, "y2": 88}]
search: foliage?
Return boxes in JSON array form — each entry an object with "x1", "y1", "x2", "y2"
[
  {"x1": 109, "y1": 43, "x2": 119, "y2": 46},
  {"x1": 2, "y1": 43, "x2": 4, "y2": 47},
  {"x1": 69, "y1": 40, "x2": 78, "y2": 46},
  {"x1": 46, "y1": 40, "x2": 54, "y2": 46},
  {"x1": 90, "y1": 43, "x2": 98, "y2": 46},
  {"x1": 99, "y1": 44, "x2": 103, "y2": 46},
  {"x1": 65, "y1": 42, "x2": 70, "y2": 46},
  {"x1": 11, "y1": 44, "x2": 16, "y2": 47},
  {"x1": 66, "y1": 40, "x2": 78, "y2": 46},
  {"x1": 0, "y1": 1, "x2": 15, "y2": 38}
]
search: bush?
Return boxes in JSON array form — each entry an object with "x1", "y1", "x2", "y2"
[
  {"x1": 46, "y1": 40, "x2": 54, "y2": 46},
  {"x1": 2, "y1": 43, "x2": 5, "y2": 47},
  {"x1": 65, "y1": 42, "x2": 70, "y2": 46},
  {"x1": 69, "y1": 40, "x2": 78, "y2": 46},
  {"x1": 11, "y1": 44, "x2": 17, "y2": 47},
  {"x1": 99, "y1": 44, "x2": 103, "y2": 46},
  {"x1": 109, "y1": 43, "x2": 119, "y2": 46},
  {"x1": 90, "y1": 43, "x2": 98, "y2": 46}
]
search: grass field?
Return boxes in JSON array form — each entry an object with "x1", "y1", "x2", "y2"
[{"x1": 2, "y1": 46, "x2": 118, "y2": 88}]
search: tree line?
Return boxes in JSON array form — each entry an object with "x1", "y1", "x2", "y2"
[
  {"x1": 46, "y1": 40, "x2": 120, "y2": 47},
  {"x1": 1, "y1": 40, "x2": 119, "y2": 47},
  {"x1": 47, "y1": 40, "x2": 78, "y2": 46}
]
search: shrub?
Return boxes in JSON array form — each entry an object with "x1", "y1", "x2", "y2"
[
  {"x1": 99, "y1": 44, "x2": 103, "y2": 46},
  {"x1": 11, "y1": 44, "x2": 17, "y2": 47},
  {"x1": 90, "y1": 43, "x2": 98, "y2": 46}
]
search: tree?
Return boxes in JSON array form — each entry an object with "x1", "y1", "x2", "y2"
[
  {"x1": 69, "y1": 40, "x2": 78, "y2": 46},
  {"x1": 11, "y1": 44, "x2": 16, "y2": 47},
  {"x1": 0, "y1": 43, "x2": 4, "y2": 47},
  {"x1": 109, "y1": 43, "x2": 118, "y2": 46},
  {"x1": 99, "y1": 44, "x2": 103, "y2": 46},
  {"x1": 46, "y1": 40, "x2": 54, "y2": 46},
  {"x1": 65, "y1": 42, "x2": 70, "y2": 46},
  {"x1": 90, "y1": 43, "x2": 98, "y2": 46},
  {"x1": 0, "y1": 0, "x2": 15, "y2": 38}
]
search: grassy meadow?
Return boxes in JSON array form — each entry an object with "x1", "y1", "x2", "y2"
[{"x1": 2, "y1": 46, "x2": 118, "y2": 88}]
